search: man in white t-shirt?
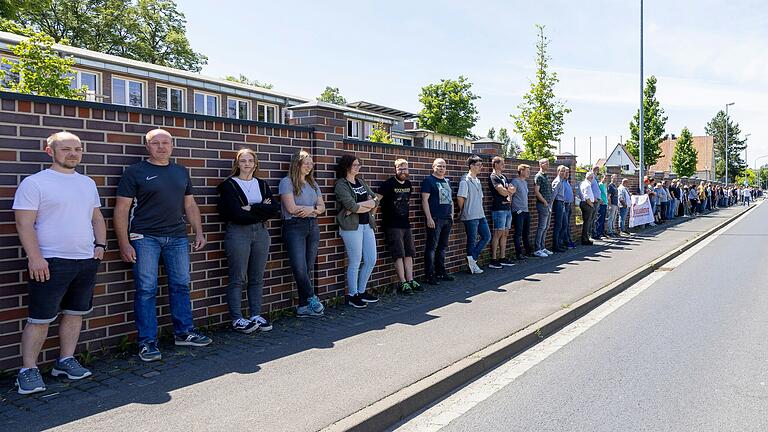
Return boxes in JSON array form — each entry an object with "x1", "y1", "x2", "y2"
[{"x1": 12, "y1": 132, "x2": 106, "y2": 395}]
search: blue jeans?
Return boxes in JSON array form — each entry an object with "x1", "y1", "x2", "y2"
[
  {"x1": 425, "y1": 218, "x2": 452, "y2": 278},
  {"x1": 535, "y1": 202, "x2": 551, "y2": 251},
  {"x1": 339, "y1": 224, "x2": 377, "y2": 296},
  {"x1": 282, "y1": 218, "x2": 320, "y2": 307},
  {"x1": 619, "y1": 206, "x2": 629, "y2": 232},
  {"x1": 463, "y1": 217, "x2": 491, "y2": 261},
  {"x1": 552, "y1": 200, "x2": 567, "y2": 250},
  {"x1": 224, "y1": 223, "x2": 270, "y2": 321},
  {"x1": 594, "y1": 204, "x2": 607, "y2": 236},
  {"x1": 131, "y1": 235, "x2": 194, "y2": 344},
  {"x1": 562, "y1": 202, "x2": 574, "y2": 246}
]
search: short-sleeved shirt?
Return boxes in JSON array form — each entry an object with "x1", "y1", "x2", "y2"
[
  {"x1": 599, "y1": 183, "x2": 608, "y2": 204},
  {"x1": 116, "y1": 161, "x2": 192, "y2": 237},
  {"x1": 534, "y1": 171, "x2": 552, "y2": 203},
  {"x1": 488, "y1": 172, "x2": 511, "y2": 212},
  {"x1": 378, "y1": 177, "x2": 412, "y2": 229},
  {"x1": 351, "y1": 180, "x2": 370, "y2": 226},
  {"x1": 457, "y1": 174, "x2": 485, "y2": 221},
  {"x1": 421, "y1": 175, "x2": 453, "y2": 219},
  {"x1": 510, "y1": 177, "x2": 529, "y2": 213},
  {"x1": 607, "y1": 183, "x2": 618, "y2": 206},
  {"x1": 13, "y1": 169, "x2": 101, "y2": 259},
  {"x1": 278, "y1": 176, "x2": 321, "y2": 220}
]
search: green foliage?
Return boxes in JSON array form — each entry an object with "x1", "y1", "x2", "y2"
[
  {"x1": 626, "y1": 75, "x2": 668, "y2": 169},
  {"x1": 317, "y1": 86, "x2": 346, "y2": 105},
  {"x1": 368, "y1": 122, "x2": 393, "y2": 144},
  {"x1": 3, "y1": 0, "x2": 207, "y2": 72},
  {"x1": 497, "y1": 127, "x2": 520, "y2": 158},
  {"x1": 224, "y1": 73, "x2": 273, "y2": 89},
  {"x1": 512, "y1": 25, "x2": 570, "y2": 161},
  {"x1": 487, "y1": 127, "x2": 495, "y2": 139},
  {"x1": 418, "y1": 75, "x2": 479, "y2": 138},
  {"x1": 671, "y1": 127, "x2": 698, "y2": 177},
  {"x1": 0, "y1": 31, "x2": 85, "y2": 99},
  {"x1": 735, "y1": 168, "x2": 755, "y2": 187},
  {"x1": 705, "y1": 110, "x2": 746, "y2": 183},
  {"x1": 0, "y1": 16, "x2": 34, "y2": 35}
]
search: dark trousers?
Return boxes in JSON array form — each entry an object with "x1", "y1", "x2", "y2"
[
  {"x1": 562, "y1": 202, "x2": 574, "y2": 246},
  {"x1": 659, "y1": 202, "x2": 668, "y2": 221},
  {"x1": 282, "y1": 218, "x2": 320, "y2": 307},
  {"x1": 580, "y1": 202, "x2": 595, "y2": 243},
  {"x1": 425, "y1": 218, "x2": 452, "y2": 278},
  {"x1": 552, "y1": 200, "x2": 567, "y2": 250},
  {"x1": 512, "y1": 211, "x2": 532, "y2": 258}
]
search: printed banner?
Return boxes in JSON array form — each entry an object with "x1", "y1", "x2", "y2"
[{"x1": 629, "y1": 194, "x2": 654, "y2": 227}]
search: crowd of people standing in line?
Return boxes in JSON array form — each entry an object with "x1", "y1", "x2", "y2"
[{"x1": 11, "y1": 127, "x2": 760, "y2": 394}]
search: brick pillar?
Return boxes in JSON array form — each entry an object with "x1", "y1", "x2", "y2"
[
  {"x1": 555, "y1": 152, "x2": 577, "y2": 170},
  {"x1": 472, "y1": 138, "x2": 504, "y2": 156}
]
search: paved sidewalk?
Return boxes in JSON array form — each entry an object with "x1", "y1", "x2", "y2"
[{"x1": 0, "y1": 206, "x2": 748, "y2": 431}]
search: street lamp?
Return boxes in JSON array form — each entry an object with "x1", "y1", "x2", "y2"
[
  {"x1": 744, "y1": 133, "x2": 751, "y2": 176},
  {"x1": 725, "y1": 102, "x2": 735, "y2": 184},
  {"x1": 638, "y1": 0, "x2": 645, "y2": 194},
  {"x1": 755, "y1": 153, "x2": 768, "y2": 190}
]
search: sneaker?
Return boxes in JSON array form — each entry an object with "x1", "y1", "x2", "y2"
[
  {"x1": 568, "y1": 241, "x2": 576, "y2": 248},
  {"x1": 51, "y1": 357, "x2": 92, "y2": 380},
  {"x1": 409, "y1": 280, "x2": 424, "y2": 292},
  {"x1": 250, "y1": 315, "x2": 272, "y2": 332},
  {"x1": 16, "y1": 368, "x2": 46, "y2": 395},
  {"x1": 359, "y1": 292, "x2": 379, "y2": 303},
  {"x1": 426, "y1": 276, "x2": 440, "y2": 285},
  {"x1": 296, "y1": 304, "x2": 323, "y2": 317},
  {"x1": 308, "y1": 295, "x2": 325, "y2": 314},
  {"x1": 138, "y1": 342, "x2": 162, "y2": 362},
  {"x1": 175, "y1": 330, "x2": 212, "y2": 347},
  {"x1": 534, "y1": 250, "x2": 548, "y2": 258},
  {"x1": 500, "y1": 258, "x2": 515, "y2": 267},
  {"x1": 232, "y1": 318, "x2": 259, "y2": 334},
  {"x1": 466, "y1": 256, "x2": 475, "y2": 272},
  {"x1": 398, "y1": 281, "x2": 414, "y2": 295},
  {"x1": 488, "y1": 259, "x2": 503, "y2": 269},
  {"x1": 347, "y1": 294, "x2": 367, "y2": 308},
  {"x1": 437, "y1": 274, "x2": 455, "y2": 282}
]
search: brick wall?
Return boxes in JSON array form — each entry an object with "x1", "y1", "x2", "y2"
[{"x1": 0, "y1": 93, "x2": 578, "y2": 370}]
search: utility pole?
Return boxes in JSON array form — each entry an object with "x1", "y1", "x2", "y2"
[
  {"x1": 725, "y1": 102, "x2": 735, "y2": 184},
  {"x1": 638, "y1": 0, "x2": 645, "y2": 194},
  {"x1": 589, "y1": 136, "x2": 592, "y2": 166}
]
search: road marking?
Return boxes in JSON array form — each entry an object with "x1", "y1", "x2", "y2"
[{"x1": 393, "y1": 204, "x2": 756, "y2": 432}]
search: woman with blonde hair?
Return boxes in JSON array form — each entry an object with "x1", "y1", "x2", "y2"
[
  {"x1": 217, "y1": 148, "x2": 279, "y2": 333},
  {"x1": 279, "y1": 150, "x2": 326, "y2": 317}
]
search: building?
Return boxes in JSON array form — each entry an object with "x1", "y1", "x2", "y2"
[
  {"x1": 594, "y1": 143, "x2": 639, "y2": 174},
  {"x1": 650, "y1": 135, "x2": 715, "y2": 180},
  {"x1": 345, "y1": 101, "x2": 416, "y2": 146}
]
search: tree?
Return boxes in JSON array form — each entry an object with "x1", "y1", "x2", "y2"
[
  {"x1": 671, "y1": 127, "x2": 697, "y2": 177},
  {"x1": 705, "y1": 110, "x2": 746, "y2": 183},
  {"x1": 368, "y1": 122, "x2": 393, "y2": 144},
  {"x1": 418, "y1": 75, "x2": 479, "y2": 138},
  {"x1": 224, "y1": 74, "x2": 273, "y2": 89},
  {"x1": 3, "y1": 0, "x2": 207, "y2": 72},
  {"x1": 0, "y1": 31, "x2": 85, "y2": 99},
  {"x1": 735, "y1": 168, "x2": 756, "y2": 187},
  {"x1": 512, "y1": 25, "x2": 570, "y2": 161},
  {"x1": 626, "y1": 75, "x2": 668, "y2": 169},
  {"x1": 497, "y1": 127, "x2": 521, "y2": 158},
  {"x1": 487, "y1": 127, "x2": 495, "y2": 139},
  {"x1": 317, "y1": 86, "x2": 346, "y2": 105}
]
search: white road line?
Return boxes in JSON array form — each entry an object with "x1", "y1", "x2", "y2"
[{"x1": 393, "y1": 205, "x2": 756, "y2": 432}]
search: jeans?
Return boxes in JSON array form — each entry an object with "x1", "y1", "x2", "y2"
[
  {"x1": 619, "y1": 206, "x2": 629, "y2": 232},
  {"x1": 131, "y1": 235, "x2": 194, "y2": 344},
  {"x1": 283, "y1": 218, "x2": 320, "y2": 307},
  {"x1": 512, "y1": 211, "x2": 532, "y2": 258},
  {"x1": 425, "y1": 218, "x2": 452, "y2": 278},
  {"x1": 562, "y1": 202, "x2": 574, "y2": 246},
  {"x1": 552, "y1": 200, "x2": 567, "y2": 250},
  {"x1": 463, "y1": 217, "x2": 491, "y2": 261},
  {"x1": 224, "y1": 223, "x2": 270, "y2": 321},
  {"x1": 606, "y1": 204, "x2": 619, "y2": 234},
  {"x1": 594, "y1": 204, "x2": 607, "y2": 236},
  {"x1": 660, "y1": 202, "x2": 668, "y2": 221},
  {"x1": 579, "y1": 202, "x2": 594, "y2": 243},
  {"x1": 339, "y1": 224, "x2": 377, "y2": 296},
  {"x1": 535, "y1": 202, "x2": 551, "y2": 251}
]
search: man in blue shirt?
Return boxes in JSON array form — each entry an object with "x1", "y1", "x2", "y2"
[
  {"x1": 562, "y1": 167, "x2": 575, "y2": 248},
  {"x1": 421, "y1": 158, "x2": 455, "y2": 285},
  {"x1": 590, "y1": 166, "x2": 603, "y2": 239}
]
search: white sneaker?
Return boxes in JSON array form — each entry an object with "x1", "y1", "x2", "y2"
[
  {"x1": 542, "y1": 249, "x2": 554, "y2": 255},
  {"x1": 534, "y1": 250, "x2": 548, "y2": 258},
  {"x1": 467, "y1": 256, "x2": 483, "y2": 274}
]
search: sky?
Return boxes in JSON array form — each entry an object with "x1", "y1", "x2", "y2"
[{"x1": 177, "y1": 0, "x2": 767, "y2": 167}]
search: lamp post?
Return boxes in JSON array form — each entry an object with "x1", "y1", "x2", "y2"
[
  {"x1": 755, "y1": 154, "x2": 768, "y2": 190},
  {"x1": 638, "y1": 0, "x2": 645, "y2": 194},
  {"x1": 744, "y1": 133, "x2": 751, "y2": 181},
  {"x1": 724, "y1": 102, "x2": 735, "y2": 184}
]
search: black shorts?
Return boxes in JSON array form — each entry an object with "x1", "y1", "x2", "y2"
[
  {"x1": 27, "y1": 258, "x2": 100, "y2": 324},
  {"x1": 385, "y1": 228, "x2": 415, "y2": 259}
]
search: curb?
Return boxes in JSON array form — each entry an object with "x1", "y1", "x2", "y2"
[{"x1": 322, "y1": 203, "x2": 758, "y2": 432}]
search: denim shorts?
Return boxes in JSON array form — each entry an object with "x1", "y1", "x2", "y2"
[
  {"x1": 27, "y1": 257, "x2": 100, "y2": 324},
  {"x1": 492, "y1": 209, "x2": 513, "y2": 230}
]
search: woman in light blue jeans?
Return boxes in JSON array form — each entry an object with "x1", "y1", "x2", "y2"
[{"x1": 334, "y1": 154, "x2": 380, "y2": 309}]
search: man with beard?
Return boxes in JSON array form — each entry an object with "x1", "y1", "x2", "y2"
[{"x1": 379, "y1": 159, "x2": 421, "y2": 294}]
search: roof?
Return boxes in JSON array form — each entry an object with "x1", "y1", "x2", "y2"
[
  {"x1": 594, "y1": 158, "x2": 607, "y2": 168},
  {"x1": 0, "y1": 31, "x2": 309, "y2": 105},
  {"x1": 289, "y1": 100, "x2": 395, "y2": 123},
  {"x1": 346, "y1": 101, "x2": 417, "y2": 119},
  {"x1": 472, "y1": 137, "x2": 503, "y2": 144},
  {"x1": 649, "y1": 136, "x2": 715, "y2": 174},
  {"x1": 616, "y1": 144, "x2": 639, "y2": 166}
]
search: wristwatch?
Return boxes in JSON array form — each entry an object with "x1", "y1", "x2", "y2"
[{"x1": 94, "y1": 243, "x2": 107, "y2": 250}]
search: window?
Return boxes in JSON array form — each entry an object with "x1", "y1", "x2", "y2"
[
  {"x1": 194, "y1": 91, "x2": 218, "y2": 116},
  {"x1": 257, "y1": 103, "x2": 278, "y2": 123},
  {"x1": 227, "y1": 97, "x2": 251, "y2": 120},
  {"x1": 426, "y1": 138, "x2": 433, "y2": 147},
  {"x1": 111, "y1": 76, "x2": 145, "y2": 107},
  {"x1": 0, "y1": 57, "x2": 19, "y2": 88},
  {"x1": 364, "y1": 122, "x2": 375, "y2": 140},
  {"x1": 156, "y1": 85, "x2": 184, "y2": 112},
  {"x1": 68, "y1": 70, "x2": 99, "y2": 101},
  {"x1": 347, "y1": 119, "x2": 361, "y2": 139}
]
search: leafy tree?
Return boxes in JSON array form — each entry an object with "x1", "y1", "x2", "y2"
[
  {"x1": 3, "y1": 0, "x2": 207, "y2": 72},
  {"x1": 418, "y1": 75, "x2": 479, "y2": 138},
  {"x1": 626, "y1": 75, "x2": 667, "y2": 169},
  {"x1": 224, "y1": 74, "x2": 273, "y2": 89},
  {"x1": 512, "y1": 25, "x2": 570, "y2": 161},
  {"x1": 705, "y1": 110, "x2": 746, "y2": 183},
  {"x1": 671, "y1": 127, "x2": 697, "y2": 177},
  {"x1": 317, "y1": 86, "x2": 346, "y2": 105},
  {"x1": 735, "y1": 168, "x2": 755, "y2": 187},
  {"x1": 487, "y1": 127, "x2": 495, "y2": 139},
  {"x1": 497, "y1": 127, "x2": 520, "y2": 158},
  {"x1": 0, "y1": 17, "x2": 34, "y2": 36},
  {"x1": 0, "y1": 31, "x2": 85, "y2": 99},
  {"x1": 368, "y1": 122, "x2": 393, "y2": 144}
]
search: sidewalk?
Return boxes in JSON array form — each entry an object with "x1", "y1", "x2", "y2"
[{"x1": 0, "y1": 205, "x2": 749, "y2": 431}]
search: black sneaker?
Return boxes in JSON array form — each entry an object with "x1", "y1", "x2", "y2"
[
  {"x1": 174, "y1": 330, "x2": 212, "y2": 347},
  {"x1": 426, "y1": 276, "x2": 440, "y2": 285},
  {"x1": 488, "y1": 259, "x2": 503, "y2": 269},
  {"x1": 409, "y1": 280, "x2": 424, "y2": 291},
  {"x1": 251, "y1": 315, "x2": 273, "y2": 332},
  {"x1": 347, "y1": 294, "x2": 367, "y2": 308},
  {"x1": 359, "y1": 292, "x2": 379, "y2": 303},
  {"x1": 500, "y1": 258, "x2": 515, "y2": 267},
  {"x1": 398, "y1": 281, "x2": 414, "y2": 295},
  {"x1": 437, "y1": 274, "x2": 455, "y2": 282},
  {"x1": 138, "y1": 342, "x2": 162, "y2": 362},
  {"x1": 232, "y1": 318, "x2": 259, "y2": 334}
]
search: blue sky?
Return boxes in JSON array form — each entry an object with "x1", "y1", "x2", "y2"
[{"x1": 177, "y1": 0, "x2": 767, "y2": 167}]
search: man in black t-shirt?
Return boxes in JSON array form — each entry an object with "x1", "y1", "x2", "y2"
[
  {"x1": 114, "y1": 128, "x2": 212, "y2": 363},
  {"x1": 488, "y1": 156, "x2": 516, "y2": 268},
  {"x1": 379, "y1": 159, "x2": 421, "y2": 294}
]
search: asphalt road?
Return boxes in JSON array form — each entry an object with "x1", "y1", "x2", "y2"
[{"x1": 423, "y1": 202, "x2": 768, "y2": 432}]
